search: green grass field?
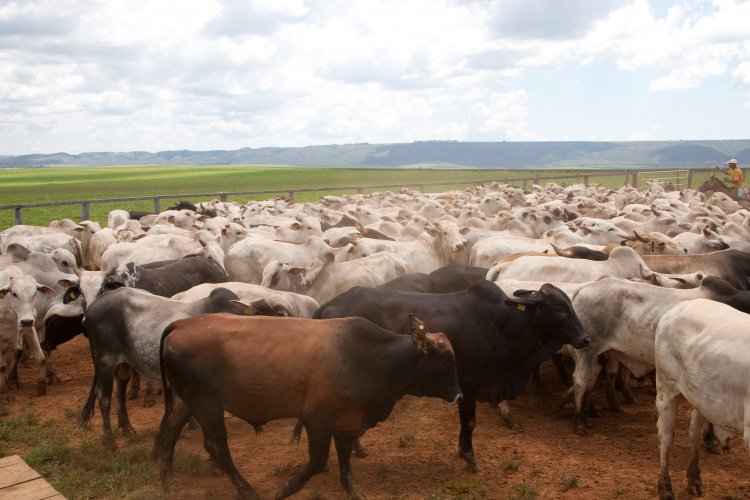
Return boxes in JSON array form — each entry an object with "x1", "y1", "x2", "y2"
[{"x1": 0, "y1": 165, "x2": 704, "y2": 229}]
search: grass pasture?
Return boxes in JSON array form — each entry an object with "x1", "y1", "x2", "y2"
[{"x1": 0, "y1": 165, "x2": 652, "y2": 229}]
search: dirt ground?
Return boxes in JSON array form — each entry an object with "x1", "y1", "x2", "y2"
[{"x1": 4, "y1": 335, "x2": 750, "y2": 500}]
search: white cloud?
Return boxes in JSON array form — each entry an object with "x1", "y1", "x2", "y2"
[{"x1": 0, "y1": 0, "x2": 748, "y2": 154}]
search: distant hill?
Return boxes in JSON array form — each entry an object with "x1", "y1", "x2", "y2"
[{"x1": 2, "y1": 140, "x2": 749, "y2": 168}]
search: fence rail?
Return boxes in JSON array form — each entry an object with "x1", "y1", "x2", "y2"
[{"x1": 0, "y1": 168, "x2": 711, "y2": 226}]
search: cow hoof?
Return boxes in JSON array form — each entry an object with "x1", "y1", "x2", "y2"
[
  {"x1": 103, "y1": 436, "x2": 118, "y2": 452},
  {"x1": 657, "y1": 482, "x2": 675, "y2": 500},
  {"x1": 504, "y1": 420, "x2": 523, "y2": 431},
  {"x1": 35, "y1": 382, "x2": 47, "y2": 397},
  {"x1": 688, "y1": 480, "x2": 704, "y2": 497},
  {"x1": 609, "y1": 402, "x2": 625, "y2": 413},
  {"x1": 353, "y1": 442, "x2": 368, "y2": 458},
  {"x1": 465, "y1": 462, "x2": 479, "y2": 473}
]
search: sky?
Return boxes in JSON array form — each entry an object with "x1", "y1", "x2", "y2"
[{"x1": 1, "y1": 0, "x2": 749, "y2": 155}]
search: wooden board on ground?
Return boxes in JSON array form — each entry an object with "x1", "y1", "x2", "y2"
[{"x1": 0, "y1": 455, "x2": 65, "y2": 499}]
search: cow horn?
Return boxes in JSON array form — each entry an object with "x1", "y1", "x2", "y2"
[{"x1": 409, "y1": 313, "x2": 429, "y2": 354}]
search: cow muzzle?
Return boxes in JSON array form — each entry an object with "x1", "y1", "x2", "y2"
[
  {"x1": 19, "y1": 319, "x2": 35, "y2": 328},
  {"x1": 573, "y1": 335, "x2": 592, "y2": 348}
]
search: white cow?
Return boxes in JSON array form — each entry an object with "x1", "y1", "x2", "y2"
[
  {"x1": 349, "y1": 221, "x2": 468, "y2": 274},
  {"x1": 224, "y1": 235, "x2": 362, "y2": 285},
  {"x1": 655, "y1": 299, "x2": 750, "y2": 500},
  {"x1": 99, "y1": 231, "x2": 224, "y2": 274},
  {"x1": 262, "y1": 251, "x2": 410, "y2": 304},
  {"x1": 568, "y1": 276, "x2": 750, "y2": 435},
  {"x1": 172, "y1": 282, "x2": 319, "y2": 318},
  {"x1": 487, "y1": 246, "x2": 650, "y2": 283},
  {"x1": 0, "y1": 269, "x2": 55, "y2": 395}
]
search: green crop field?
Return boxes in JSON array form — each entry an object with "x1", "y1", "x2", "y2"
[{"x1": 0, "y1": 165, "x2": 707, "y2": 229}]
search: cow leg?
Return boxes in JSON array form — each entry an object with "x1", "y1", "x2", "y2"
[
  {"x1": 702, "y1": 422, "x2": 722, "y2": 455},
  {"x1": 531, "y1": 362, "x2": 546, "y2": 394},
  {"x1": 6, "y1": 350, "x2": 22, "y2": 390},
  {"x1": 571, "y1": 351, "x2": 602, "y2": 435},
  {"x1": 196, "y1": 401, "x2": 258, "y2": 500},
  {"x1": 687, "y1": 409, "x2": 705, "y2": 498},
  {"x1": 153, "y1": 396, "x2": 191, "y2": 484},
  {"x1": 115, "y1": 365, "x2": 135, "y2": 436},
  {"x1": 21, "y1": 328, "x2": 47, "y2": 396},
  {"x1": 127, "y1": 370, "x2": 140, "y2": 400},
  {"x1": 605, "y1": 358, "x2": 625, "y2": 412},
  {"x1": 95, "y1": 369, "x2": 117, "y2": 451},
  {"x1": 43, "y1": 350, "x2": 61, "y2": 385},
  {"x1": 143, "y1": 382, "x2": 156, "y2": 408},
  {"x1": 277, "y1": 423, "x2": 332, "y2": 499},
  {"x1": 333, "y1": 435, "x2": 356, "y2": 496},
  {"x1": 458, "y1": 395, "x2": 478, "y2": 472},
  {"x1": 616, "y1": 365, "x2": 636, "y2": 404},
  {"x1": 496, "y1": 401, "x2": 522, "y2": 430},
  {"x1": 352, "y1": 438, "x2": 368, "y2": 458},
  {"x1": 656, "y1": 379, "x2": 678, "y2": 500},
  {"x1": 553, "y1": 352, "x2": 573, "y2": 386}
]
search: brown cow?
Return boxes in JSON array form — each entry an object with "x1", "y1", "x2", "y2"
[{"x1": 153, "y1": 313, "x2": 462, "y2": 499}]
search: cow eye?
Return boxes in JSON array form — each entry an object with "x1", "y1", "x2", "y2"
[
  {"x1": 555, "y1": 305, "x2": 567, "y2": 314},
  {"x1": 11, "y1": 292, "x2": 17, "y2": 298}
]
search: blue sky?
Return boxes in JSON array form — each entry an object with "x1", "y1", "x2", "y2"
[{"x1": 0, "y1": 0, "x2": 748, "y2": 155}]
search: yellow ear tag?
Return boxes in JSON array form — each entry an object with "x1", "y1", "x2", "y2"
[
  {"x1": 70, "y1": 291, "x2": 78, "y2": 300},
  {"x1": 419, "y1": 325, "x2": 424, "y2": 330},
  {"x1": 517, "y1": 304, "x2": 526, "y2": 312}
]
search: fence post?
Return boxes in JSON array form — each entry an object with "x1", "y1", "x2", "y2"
[
  {"x1": 154, "y1": 197, "x2": 161, "y2": 213},
  {"x1": 633, "y1": 172, "x2": 640, "y2": 190},
  {"x1": 687, "y1": 169, "x2": 694, "y2": 189},
  {"x1": 14, "y1": 207, "x2": 22, "y2": 225},
  {"x1": 356, "y1": 187, "x2": 364, "y2": 194},
  {"x1": 220, "y1": 192, "x2": 228, "y2": 202},
  {"x1": 583, "y1": 175, "x2": 589, "y2": 186},
  {"x1": 419, "y1": 184, "x2": 426, "y2": 192},
  {"x1": 522, "y1": 179, "x2": 527, "y2": 190},
  {"x1": 288, "y1": 190, "x2": 296, "y2": 202},
  {"x1": 81, "y1": 201, "x2": 90, "y2": 222}
]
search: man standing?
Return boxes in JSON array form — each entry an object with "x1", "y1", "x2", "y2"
[{"x1": 716, "y1": 158, "x2": 748, "y2": 200}]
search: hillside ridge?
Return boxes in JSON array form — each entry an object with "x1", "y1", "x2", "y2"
[{"x1": 2, "y1": 140, "x2": 749, "y2": 168}]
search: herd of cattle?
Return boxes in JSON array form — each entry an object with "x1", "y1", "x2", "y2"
[{"x1": 2, "y1": 179, "x2": 750, "y2": 498}]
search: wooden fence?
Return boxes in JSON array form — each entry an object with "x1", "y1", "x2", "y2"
[{"x1": 0, "y1": 168, "x2": 710, "y2": 226}]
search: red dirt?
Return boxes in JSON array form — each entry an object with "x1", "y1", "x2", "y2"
[{"x1": 4, "y1": 335, "x2": 750, "y2": 499}]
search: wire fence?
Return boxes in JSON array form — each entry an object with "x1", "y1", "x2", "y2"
[{"x1": 0, "y1": 168, "x2": 713, "y2": 227}]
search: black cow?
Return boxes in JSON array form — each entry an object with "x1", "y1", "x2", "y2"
[
  {"x1": 378, "y1": 264, "x2": 489, "y2": 293},
  {"x1": 314, "y1": 280, "x2": 590, "y2": 471},
  {"x1": 153, "y1": 313, "x2": 461, "y2": 499}
]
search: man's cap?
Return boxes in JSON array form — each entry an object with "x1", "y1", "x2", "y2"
[{"x1": 727, "y1": 159, "x2": 738, "y2": 166}]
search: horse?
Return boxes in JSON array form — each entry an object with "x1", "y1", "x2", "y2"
[{"x1": 697, "y1": 174, "x2": 750, "y2": 206}]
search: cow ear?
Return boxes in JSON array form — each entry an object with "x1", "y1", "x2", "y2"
[
  {"x1": 409, "y1": 313, "x2": 429, "y2": 354},
  {"x1": 424, "y1": 225, "x2": 439, "y2": 237},
  {"x1": 63, "y1": 286, "x2": 81, "y2": 304},
  {"x1": 37, "y1": 284, "x2": 55, "y2": 295},
  {"x1": 0, "y1": 286, "x2": 9, "y2": 299},
  {"x1": 459, "y1": 226, "x2": 470, "y2": 235},
  {"x1": 229, "y1": 299, "x2": 261, "y2": 315}
]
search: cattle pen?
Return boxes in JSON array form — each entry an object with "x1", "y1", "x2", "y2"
[{"x1": 0, "y1": 167, "x2": 699, "y2": 227}]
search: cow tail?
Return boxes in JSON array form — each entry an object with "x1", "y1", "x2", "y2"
[
  {"x1": 291, "y1": 419, "x2": 305, "y2": 444},
  {"x1": 77, "y1": 373, "x2": 97, "y2": 428},
  {"x1": 159, "y1": 323, "x2": 176, "y2": 416}
]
